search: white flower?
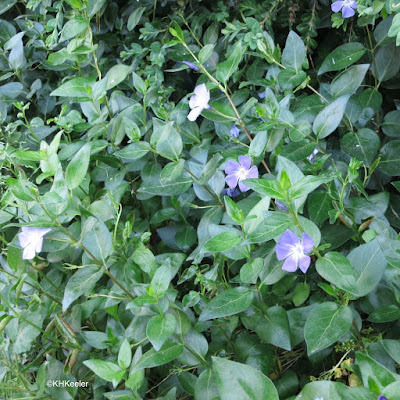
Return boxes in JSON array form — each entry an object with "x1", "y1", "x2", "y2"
[
  {"x1": 187, "y1": 83, "x2": 211, "y2": 121},
  {"x1": 18, "y1": 227, "x2": 51, "y2": 260}
]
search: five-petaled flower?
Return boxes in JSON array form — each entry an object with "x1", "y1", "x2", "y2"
[
  {"x1": 331, "y1": 0, "x2": 357, "y2": 18},
  {"x1": 225, "y1": 155, "x2": 259, "y2": 192},
  {"x1": 276, "y1": 229, "x2": 314, "y2": 273},
  {"x1": 18, "y1": 227, "x2": 51, "y2": 260},
  {"x1": 182, "y1": 61, "x2": 199, "y2": 71},
  {"x1": 187, "y1": 83, "x2": 211, "y2": 121},
  {"x1": 222, "y1": 187, "x2": 240, "y2": 198},
  {"x1": 229, "y1": 125, "x2": 240, "y2": 141}
]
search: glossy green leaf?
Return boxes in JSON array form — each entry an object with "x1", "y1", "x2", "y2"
[
  {"x1": 199, "y1": 288, "x2": 253, "y2": 321},
  {"x1": 305, "y1": 302, "x2": 353, "y2": 355},
  {"x1": 203, "y1": 230, "x2": 242, "y2": 252},
  {"x1": 147, "y1": 314, "x2": 176, "y2": 351},
  {"x1": 212, "y1": 357, "x2": 279, "y2": 400},
  {"x1": 83, "y1": 359, "x2": 124, "y2": 387},
  {"x1": 65, "y1": 143, "x2": 91, "y2": 189}
]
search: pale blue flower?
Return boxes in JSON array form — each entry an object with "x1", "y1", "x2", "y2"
[
  {"x1": 276, "y1": 229, "x2": 314, "y2": 273},
  {"x1": 225, "y1": 155, "x2": 259, "y2": 192},
  {"x1": 187, "y1": 83, "x2": 211, "y2": 121},
  {"x1": 275, "y1": 201, "x2": 288, "y2": 212},
  {"x1": 18, "y1": 227, "x2": 51, "y2": 260},
  {"x1": 331, "y1": 0, "x2": 357, "y2": 18},
  {"x1": 377, "y1": 396, "x2": 388, "y2": 400},
  {"x1": 229, "y1": 125, "x2": 240, "y2": 140},
  {"x1": 182, "y1": 61, "x2": 199, "y2": 71},
  {"x1": 222, "y1": 187, "x2": 240, "y2": 198},
  {"x1": 314, "y1": 397, "x2": 324, "y2": 400}
]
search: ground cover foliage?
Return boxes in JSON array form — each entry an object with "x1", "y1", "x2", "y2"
[{"x1": 1, "y1": 0, "x2": 400, "y2": 398}]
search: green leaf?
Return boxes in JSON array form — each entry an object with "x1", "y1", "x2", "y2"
[
  {"x1": 347, "y1": 239, "x2": 387, "y2": 297},
  {"x1": 216, "y1": 41, "x2": 244, "y2": 83},
  {"x1": 199, "y1": 288, "x2": 253, "y2": 321},
  {"x1": 243, "y1": 178, "x2": 286, "y2": 199},
  {"x1": 224, "y1": 196, "x2": 244, "y2": 223},
  {"x1": 62, "y1": 266, "x2": 104, "y2": 312},
  {"x1": 87, "y1": 0, "x2": 106, "y2": 17},
  {"x1": 308, "y1": 192, "x2": 331, "y2": 225},
  {"x1": 198, "y1": 44, "x2": 215, "y2": 64},
  {"x1": 194, "y1": 369, "x2": 219, "y2": 400},
  {"x1": 318, "y1": 42, "x2": 366, "y2": 75},
  {"x1": 316, "y1": 252, "x2": 358, "y2": 295},
  {"x1": 127, "y1": 7, "x2": 146, "y2": 31},
  {"x1": 330, "y1": 64, "x2": 370, "y2": 98},
  {"x1": 134, "y1": 340, "x2": 183, "y2": 370},
  {"x1": 382, "y1": 110, "x2": 400, "y2": 138},
  {"x1": 114, "y1": 142, "x2": 150, "y2": 160},
  {"x1": 240, "y1": 258, "x2": 263, "y2": 284},
  {"x1": 65, "y1": 143, "x2": 91, "y2": 189},
  {"x1": 248, "y1": 131, "x2": 268, "y2": 159},
  {"x1": 212, "y1": 357, "x2": 279, "y2": 400},
  {"x1": 368, "y1": 305, "x2": 400, "y2": 323},
  {"x1": 50, "y1": 77, "x2": 94, "y2": 97},
  {"x1": 147, "y1": 314, "x2": 176, "y2": 351},
  {"x1": 151, "y1": 121, "x2": 183, "y2": 160},
  {"x1": 203, "y1": 231, "x2": 242, "y2": 252},
  {"x1": 0, "y1": 0, "x2": 17, "y2": 16},
  {"x1": 105, "y1": 64, "x2": 131, "y2": 90},
  {"x1": 382, "y1": 340, "x2": 400, "y2": 364},
  {"x1": 341, "y1": 128, "x2": 380, "y2": 166},
  {"x1": 293, "y1": 282, "x2": 310, "y2": 306},
  {"x1": 118, "y1": 338, "x2": 132, "y2": 369},
  {"x1": 83, "y1": 359, "x2": 124, "y2": 387},
  {"x1": 247, "y1": 212, "x2": 292, "y2": 244},
  {"x1": 281, "y1": 142, "x2": 315, "y2": 162},
  {"x1": 60, "y1": 16, "x2": 87, "y2": 41},
  {"x1": 150, "y1": 265, "x2": 172, "y2": 298},
  {"x1": 281, "y1": 31, "x2": 306, "y2": 73},
  {"x1": 379, "y1": 140, "x2": 400, "y2": 176},
  {"x1": 356, "y1": 351, "x2": 400, "y2": 389},
  {"x1": 372, "y1": 43, "x2": 400, "y2": 83},
  {"x1": 255, "y1": 306, "x2": 291, "y2": 351},
  {"x1": 278, "y1": 68, "x2": 307, "y2": 91},
  {"x1": 313, "y1": 96, "x2": 349, "y2": 139},
  {"x1": 289, "y1": 175, "x2": 336, "y2": 200},
  {"x1": 305, "y1": 302, "x2": 353, "y2": 355}
]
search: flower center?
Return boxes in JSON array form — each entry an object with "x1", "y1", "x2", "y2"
[
  {"x1": 344, "y1": 0, "x2": 351, "y2": 5},
  {"x1": 237, "y1": 167, "x2": 248, "y2": 181},
  {"x1": 293, "y1": 243, "x2": 304, "y2": 257}
]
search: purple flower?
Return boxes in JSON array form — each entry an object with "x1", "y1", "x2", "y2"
[
  {"x1": 276, "y1": 229, "x2": 314, "y2": 273},
  {"x1": 314, "y1": 398, "x2": 324, "y2": 400},
  {"x1": 222, "y1": 187, "x2": 240, "y2": 198},
  {"x1": 182, "y1": 61, "x2": 199, "y2": 71},
  {"x1": 377, "y1": 397, "x2": 388, "y2": 400},
  {"x1": 259, "y1": 91, "x2": 266, "y2": 99},
  {"x1": 187, "y1": 83, "x2": 211, "y2": 121},
  {"x1": 18, "y1": 227, "x2": 51, "y2": 260},
  {"x1": 307, "y1": 148, "x2": 318, "y2": 163},
  {"x1": 331, "y1": 0, "x2": 357, "y2": 18},
  {"x1": 229, "y1": 125, "x2": 240, "y2": 141},
  {"x1": 225, "y1": 155, "x2": 259, "y2": 192},
  {"x1": 275, "y1": 201, "x2": 288, "y2": 212}
]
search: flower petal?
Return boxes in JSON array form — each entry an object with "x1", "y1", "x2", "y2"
[
  {"x1": 225, "y1": 160, "x2": 240, "y2": 175},
  {"x1": 22, "y1": 242, "x2": 37, "y2": 260},
  {"x1": 278, "y1": 229, "x2": 300, "y2": 248},
  {"x1": 225, "y1": 173, "x2": 239, "y2": 189},
  {"x1": 282, "y1": 255, "x2": 298, "y2": 272},
  {"x1": 331, "y1": 1, "x2": 344, "y2": 12},
  {"x1": 298, "y1": 254, "x2": 311, "y2": 273},
  {"x1": 342, "y1": 5, "x2": 355, "y2": 18},
  {"x1": 18, "y1": 231, "x2": 32, "y2": 248},
  {"x1": 189, "y1": 94, "x2": 199, "y2": 109},
  {"x1": 182, "y1": 61, "x2": 199, "y2": 71},
  {"x1": 193, "y1": 83, "x2": 210, "y2": 106},
  {"x1": 246, "y1": 165, "x2": 259, "y2": 180},
  {"x1": 276, "y1": 244, "x2": 295, "y2": 260},
  {"x1": 302, "y1": 232, "x2": 314, "y2": 253},
  {"x1": 34, "y1": 236, "x2": 45, "y2": 253},
  {"x1": 349, "y1": 0, "x2": 357, "y2": 8},
  {"x1": 187, "y1": 107, "x2": 203, "y2": 121},
  {"x1": 238, "y1": 180, "x2": 250, "y2": 192},
  {"x1": 238, "y1": 155, "x2": 252, "y2": 170}
]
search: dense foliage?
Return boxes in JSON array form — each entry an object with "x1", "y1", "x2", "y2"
[{"x1": 1, "y1": 0, "x2": 400, "y2": 399}]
